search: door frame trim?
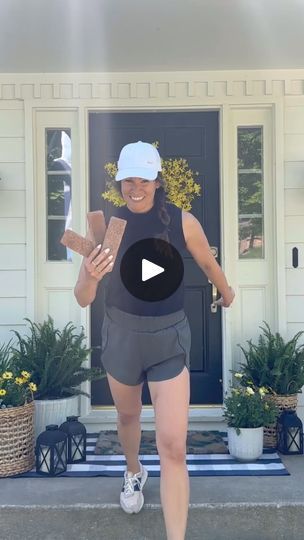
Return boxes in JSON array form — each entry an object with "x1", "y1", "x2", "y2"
[{"x1": 79, "y1": 104, "x2": 231, "y2": 422}]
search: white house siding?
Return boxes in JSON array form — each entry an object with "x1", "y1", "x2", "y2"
[
  {"x1": 284, "y1": 101, "x2": 304, "y2": 423},
  {"x1": 0, "y1": 71, "x2": 304, "y2": 427},
  {"x1": 0, "y1": 101, "x2": 27, "y2": 345}
]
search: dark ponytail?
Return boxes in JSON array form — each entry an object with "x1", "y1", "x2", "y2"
[
  {"x1": 152, "y1": 175, "x2": 174, "y2": 258},
  {"x1": 154, "y1": 174, "x2": 171, "y2": 236}
]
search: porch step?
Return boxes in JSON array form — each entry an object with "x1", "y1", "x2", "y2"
[
  {"x1": 1, "y1": 454, "x2": 304, "y2": 540},
  {"x1": 1, "y1": 502, "x2": 304, "y2": 540}
]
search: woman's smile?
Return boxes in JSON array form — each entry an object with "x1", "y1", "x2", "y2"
[{"x1": 129, "y1": 195, "x2": 145, "y2": 201}]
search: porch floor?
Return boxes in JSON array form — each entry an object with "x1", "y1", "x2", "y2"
[{"x1": 1, "y1": 454, "x2": 304, "y2": 540}]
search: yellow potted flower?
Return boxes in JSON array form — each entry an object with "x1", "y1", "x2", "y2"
[
  {"x1": 0, "y1": 340, "x2": 37, "y2": 477},
  {"x1": 223, "y1": 372, "x2": 279, "y2": 461}
]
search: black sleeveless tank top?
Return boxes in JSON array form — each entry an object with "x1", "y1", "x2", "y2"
[{"x1": 104, "y1": 202, "x2": 186, "y2": 315}]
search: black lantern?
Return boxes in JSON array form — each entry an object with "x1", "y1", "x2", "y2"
[
  {"x1": 59, "y1": 415, "x2": 87, "y2": 463},
  {"x1": 35, "y1": 424, "x2": 68, "y2": 476},
  {"x1": 277, "y1": 409, "x2": 304, "y2": 455}
]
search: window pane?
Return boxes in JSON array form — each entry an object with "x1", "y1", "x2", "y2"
[
  {"x1": 238, "y1": 173, "x2": 262, "y2": 215},
  {"x1": 46, "y1": 129, "x2": 72, "y2": 261},
  {"x1": 238, "y1": 127, "x2": 264, "y2": 259},
  {"x1": 47, "y1": 173, "x2": 71, "y2": 216},
  {"x1": 48, "y1": 219, "x2": 69, "y2": 261},
  {"x1": 239, "y1": 217, "x2": 263, "y2": 258},
  {"x1": 238, "y1": 127, "x2": 262, "y2": 170}
]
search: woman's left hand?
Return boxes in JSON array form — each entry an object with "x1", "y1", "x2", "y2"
[{"x1": 213, "y1": 286, "x2": 235, "y2": 308}]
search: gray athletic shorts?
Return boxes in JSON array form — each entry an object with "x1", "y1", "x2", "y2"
[{"x1": 100, "y1": 305, "x2": 191, "y2": 386}]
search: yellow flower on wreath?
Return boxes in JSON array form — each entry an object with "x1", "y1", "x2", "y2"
[
  {"x1": 2, "y1": 371, "x2": 13, "y2": 380},
  {"x1": 0, "y1": 389, "x2": 6, "y2": 396},
  {"x1": 29, "y1": 382, "x2": 37, "y2": 392},
  {"x1": 15, "y1": 377, "x2": 26, "y2": 385},
  {"x1": 101, "y1": 141, "x2": 202, "y2": 211}
]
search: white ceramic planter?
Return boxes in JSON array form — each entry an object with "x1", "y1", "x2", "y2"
[
  {"x1": 34, "y1": 395, "x2": 79, "y2": 440},
  {"x1": 227, "y1": 426, "x2": 264, "y2": 462}
]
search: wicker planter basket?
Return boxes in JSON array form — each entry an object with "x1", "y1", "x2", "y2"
[
  {"x1": 0, "y1": 400, "x2": 35, "y2": 477},
  {"x1": 263, "y1": 393, "x2": 298, "y2": 448}
]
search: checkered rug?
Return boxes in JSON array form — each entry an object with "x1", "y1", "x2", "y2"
[{"x1": 10, "y1": 431, "x2": 289, "y2": 477}]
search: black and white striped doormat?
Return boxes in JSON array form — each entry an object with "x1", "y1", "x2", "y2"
[{"x1": 11, "y1": 431, "x2": 289, "y2": 477}]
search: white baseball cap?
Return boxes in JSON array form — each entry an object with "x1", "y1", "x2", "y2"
[{"x1": 115, "y1": 141, "x2": 162, "y2": 181}]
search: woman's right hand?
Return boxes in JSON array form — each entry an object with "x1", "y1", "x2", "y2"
[
  {"x1": 213, "y1": 286, "x2": 235, "y2": 308},
  {"x1": 85, "y1": 244, "x2": 114, "y2": 282}
]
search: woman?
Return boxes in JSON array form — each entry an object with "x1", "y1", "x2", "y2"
[{"x1": 74, "y1": 141, "x2": 235, "y2": 540}]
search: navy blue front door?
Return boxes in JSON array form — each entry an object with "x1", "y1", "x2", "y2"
[{"x1": 89, "y1": 111, "x2": 222, "y2": 405}]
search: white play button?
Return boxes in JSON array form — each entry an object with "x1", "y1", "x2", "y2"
[
  {"x1": 120, "y1": 238, "x2": 184, "y2": 302},
  {"x1": 142, "y1": 258, "x2": 165, "y2": 282}
]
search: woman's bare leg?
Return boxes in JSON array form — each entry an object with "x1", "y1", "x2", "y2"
[
  {"x1": 106, "y1": 372, "x2": 144, "y2": 473},
  {"x1": 148, "y1": 365, "x2": 190, "y2": 540}
]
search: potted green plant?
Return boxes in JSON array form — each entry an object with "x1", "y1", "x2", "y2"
[
  {"x1": 223, "y1": 373, "x2": 278, "y2": 461},
  {"x1": 10, "y1": 316, "x2": 106, "y2": 439},
  {"x1": 0, "y1": 340, "x2": 37, "y2": 476},
  {"x1": 236, "y1": 321, "x2": 304, "y2": 447}
]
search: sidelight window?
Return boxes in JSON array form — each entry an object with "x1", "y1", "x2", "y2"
[
  {"x1": 46, "y1": 128, "x2": 72, "y2": 261},
  {"x1": 237, "y1": 127, "x2": 264, "y2": 259}
]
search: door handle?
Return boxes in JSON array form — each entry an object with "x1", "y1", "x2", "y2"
[
  {"x1": 210, "y1": 283, "x2": 218, "y2": 313},
  {"x1": 210, "y1": 246, "x2": 218, "y2": 258},
  {"x1": 209, "y1": 246, "x2": 218, "y2": 313}
]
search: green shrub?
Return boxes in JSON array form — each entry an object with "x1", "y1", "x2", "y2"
[
  {"x1": 238, "y1": 322, "x2": 304, "y2": 395},
  {"x1": 0, "y1": 339, "x2": 13, "y2": 373},
  {"x1": 10, "y1": 316, "x2": 105, "y2": 400}
]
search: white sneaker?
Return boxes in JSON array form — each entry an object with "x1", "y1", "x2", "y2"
[{"x1": 120, "y1": 461, "x2": 148, "y2": 514}]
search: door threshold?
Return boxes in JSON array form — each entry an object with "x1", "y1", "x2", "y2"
[{"x1": 79, "y1": 406, "x2": 226, "y2": 432}]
